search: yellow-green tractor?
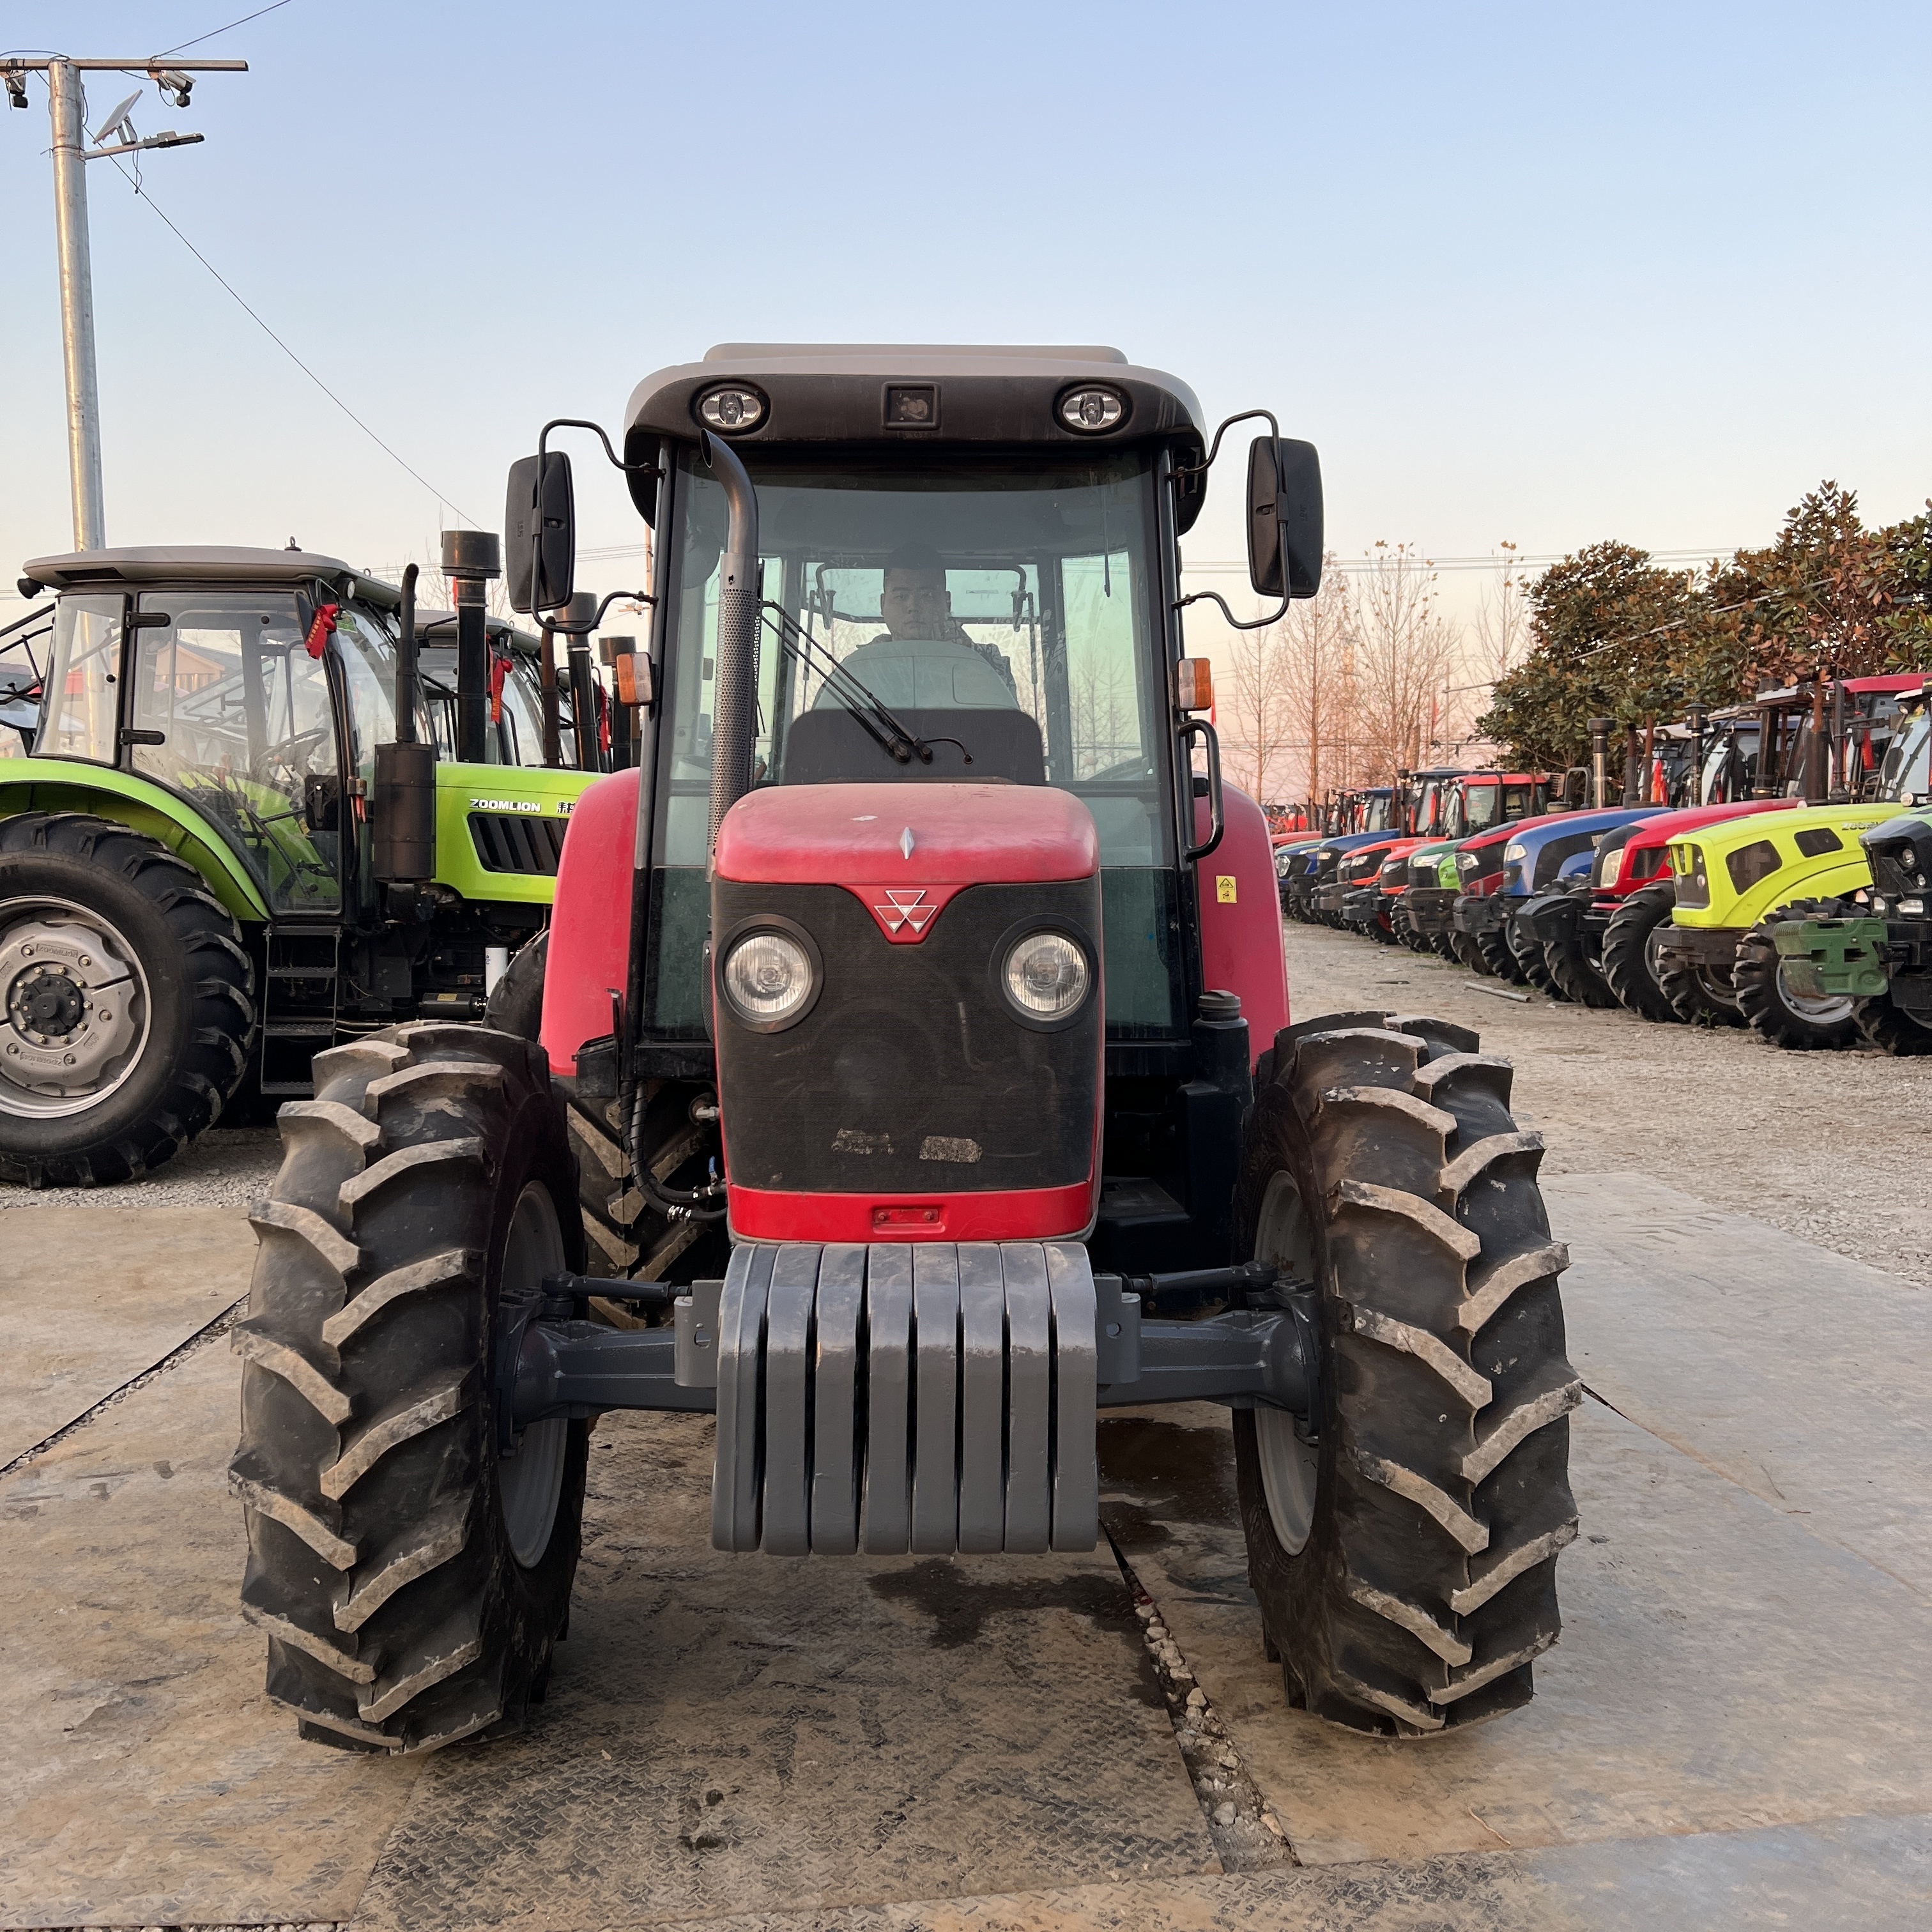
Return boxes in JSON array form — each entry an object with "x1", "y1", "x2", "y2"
[{"x1": 0, "y1": 545, "x2": 601, "y2": 1186}]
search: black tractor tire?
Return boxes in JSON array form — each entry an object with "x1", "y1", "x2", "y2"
[
  {"x1": 1430, "y1": 931, "x2": 1460, "y2": 963},
  {"x1": 229, "y1": 1021, "x2": 588, "y2": 1754},
  {"x1": 1367, "y1": 914, "x2": 1398, "y2": 946},
  {"x1": 1232, "y1": 1015, "x2": 1579, "y2": 1736},
  {"x1": 0, "y1": 811, "x2": 256, "y2": 1187},
  {"x1": 1503, "y1": 914, "x2": 1557, "y2": 995},
  {"x1": 1855, "y1": 995, "x2": 1932, "y2": 1055},
  {"x1": 1475, "y1": 926, "x2": 1526, "y2": 984},
  {"x1": 1541, "y1": 933, "x2": 1619, "y2": 1009},
  {"x1": 1656, "y1": 946, "x2": 1747, "y2": 1027},
  {"x1": 485, "y1": 930, "x2": 727, "y2": 1289},
  {"x1": 1599, "y1": 882, "x2": 1682, "y2": 1023},
  {"x1": 1733, "y1": 900, "x2": 1860, "y2": 1050}
]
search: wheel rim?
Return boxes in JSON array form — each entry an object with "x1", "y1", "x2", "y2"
[
  {"x1": 1694, "y1": 965, "x2": 1742, "y2": 1011},
  {"x1": 1252, "y1": 1169, "x2": 1320, "y2": 1556},
  {"x1": 498, "y1": 1180, "x2": 569, "y2": 1567},
  {"x1": 0, "y1": 897, "x2": 151, "y2": 1120},
  {"x1": 1774, "y1": 962, "x2": 1853, "y2": 1025}
]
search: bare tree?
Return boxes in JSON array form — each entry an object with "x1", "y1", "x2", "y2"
[
  {"x1": 1275, "y1": 553, "x2": 1357, "y2": 813},
  {"x1": 1469, "y1": 540, "x2": 1528, "y2": 687},
  {"x1": 1351, "y1": 542, "x2": 1463, "y2": 781},
  {"x1": 1218, "y1": 616, "x2": 1290, "y2": 805}
]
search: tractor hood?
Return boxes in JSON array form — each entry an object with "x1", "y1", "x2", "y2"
[{"x1": 716, "y1": 782, "x2": 1098, "y2": 945}]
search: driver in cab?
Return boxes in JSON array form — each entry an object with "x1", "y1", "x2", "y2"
[{"x1": 821, "y1": 544, "x2": 1019, "y2": 710}]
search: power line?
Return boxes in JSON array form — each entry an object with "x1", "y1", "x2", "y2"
[
  {"x1": 105, "y1": 160, "x2": 478, "y2": 525},
  {"x1": 155, "y1": 1, "x2": 293, "y2": 59}
]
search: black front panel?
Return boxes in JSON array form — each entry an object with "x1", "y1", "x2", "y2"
[{"x1": 714, "y1": 878, "x2": 1101, "y2": 1195}]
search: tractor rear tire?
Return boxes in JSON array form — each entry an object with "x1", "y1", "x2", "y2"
[
  {"x1": 484, "y1": 930, "x2": 727, "y2": 1289},
  {"x1": 1600, "y1": 882, "x2": 1682, "y2": 1023},
  {"x1": 229, "y1": 1020, "x2": 587, "y2": 1754},
  {"x1": 1232, "y1": 1015, "x2": 1579, "y2": 1736},
  {"x1": 0, "y1": 811, "x2": 256, "y2": 1188},
  {"x1": 1733, "y1": 901, "x2": 1860, "y2": 1050},
  {"x1": 1855, "y1": 995, "x2": 1932, "y2": 1055}
]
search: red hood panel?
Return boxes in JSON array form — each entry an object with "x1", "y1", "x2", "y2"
[{"x1": 714, "y1": 782, "x2": 1100, "y2": 886}]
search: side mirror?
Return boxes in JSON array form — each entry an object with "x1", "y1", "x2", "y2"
[
  {"x1": 1248, "y1": 436, "x2": 1323, "y2": 601},
  {"x1": 504, "y1": 450, "x2": 576, "y2": 614}
]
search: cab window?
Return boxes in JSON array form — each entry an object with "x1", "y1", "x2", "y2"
[
  {"x1": 36, "y1": 594, "x2": 123, "y2": 764},
  {"x1": 127, "y1": 592, "x2": 342, "y2": 914}
]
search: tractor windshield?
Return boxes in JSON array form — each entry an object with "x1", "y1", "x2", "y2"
[
  {"x1": 650, "y1": 447, "x2": 1180, "y2": 1039},
  {"x1": 1878, "y1": 709, "x2": 1931, "y2": 804}
]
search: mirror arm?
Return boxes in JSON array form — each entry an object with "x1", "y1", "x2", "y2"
[
  {"x1": 1170, "y1": 406, "x2": 1280, "y2": 484},
  {"x1": 537, "y1": 417, "x2": 663, "y2": 479},
  {"x1": 548, "y1": 589, "x2": 656, "y2": 638},
  {"x1": 1174, "y1": 585, "x2": 1290, "y2": 632}
]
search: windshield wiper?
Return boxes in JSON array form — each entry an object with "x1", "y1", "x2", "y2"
[{"x1": 758, "y1": 601, "x2": 962, "y2": 769}]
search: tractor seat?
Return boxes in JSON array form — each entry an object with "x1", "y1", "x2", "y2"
[{"x1": 781, "y1": 705, "x2": 1046, "y2": 785}]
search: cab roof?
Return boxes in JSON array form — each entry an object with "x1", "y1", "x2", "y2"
[
  {"x1": 22, "y1": 546, "x2": 401, "y2": 611},
  {"x1": 622, "y1": 342, "x2": 1207, "y2": 458}
]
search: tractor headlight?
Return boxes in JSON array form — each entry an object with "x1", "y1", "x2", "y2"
[
  {"x1": 1901, "y1": 844, "x2": 1918, "y2": 872},
  {"x1": 721, "y1": 928, "x2": 817, "y2": 1029},
  {"x1": 1002, "y1": 931, "x2": 1090, "y2": 1021}
]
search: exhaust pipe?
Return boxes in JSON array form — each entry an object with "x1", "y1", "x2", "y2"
[
  {"x1": 702, "y1": 429, "x2": 760, "y2": 863},
  {"x1": 373, "y1": 560, "x2": 438, "y2": 885},
  {"x1": 443, "y1": 529, "x2": 501, "y2": 765}
]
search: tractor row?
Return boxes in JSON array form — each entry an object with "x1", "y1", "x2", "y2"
[{"x1": 1278, "y1": 677, "x2": 1932, "y2": 1053}]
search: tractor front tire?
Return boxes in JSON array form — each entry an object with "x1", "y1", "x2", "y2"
[
  {"x1": 1733, "y1": 901, "x2": 1860, "y2": 1050},
  {"x1": 0, "y1": 811, "x2": 255, "y2": 1187},
  {"x1": 229, "y1": 1021, "x2": 588, "y2": 1753},
  {"x1": 1541, "y1": 932, "x2": 1618, "y2": 1008},
  {"x1": 1504, "y1": 916, "x2": 1557, "y2": 995},
  {"x1": 1656, "y1": 939, "x2": 1747, "y2": 1028},
  {"x1": 1232, "y1": 1016, "x2": 1579, "y2": 1736},
  {"x1": 1475, "y1": 926, "x2": 1524, "y2": 984},
  {"x1": 1600, "y1": 882, "x2": 1681, "y2": 1023},
  {"x1": 1855, "y1": 995, "x2": 1932, "y2": 1055}
]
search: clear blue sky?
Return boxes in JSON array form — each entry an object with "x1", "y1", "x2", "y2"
[{"x1": 3, "y1": 1, "x2": 1927, "y2": 611}]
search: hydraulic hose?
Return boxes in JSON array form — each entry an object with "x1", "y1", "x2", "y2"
[{"x1": 629, "y1": 1085, "x2": 727, "y2": 1225}]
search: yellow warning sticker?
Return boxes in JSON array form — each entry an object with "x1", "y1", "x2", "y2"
[{"x1": 1216, "y1": 875, "x2": 1238, "y2": 903}]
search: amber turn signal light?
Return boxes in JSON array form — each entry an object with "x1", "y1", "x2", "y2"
[{"x1": 1176, "y1": 657, "x2": 1213, "y2": 712}]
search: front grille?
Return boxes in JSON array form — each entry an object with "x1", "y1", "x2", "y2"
[
  {"x1": 468, "y1": 810, "x2": 567, "y2": 875},
  {"x1": 713, "y1": 877, "x2": 1102, "y2": 1197}
]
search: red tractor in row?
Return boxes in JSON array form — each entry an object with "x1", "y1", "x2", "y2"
[{"x1": 231, "y1": 345, "x2": 1577, "y2": 1756}]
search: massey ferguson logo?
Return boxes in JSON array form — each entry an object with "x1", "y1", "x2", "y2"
[{"x1": 871, "y1": 889, "x2": 937, "y2": 940}]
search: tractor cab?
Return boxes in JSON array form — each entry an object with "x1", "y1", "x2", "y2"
[
  {"x1": 17, "y1": 547, "x2": 415, "y2": 919},
  {"x1": 523, "y1": 346, "x2": 1322, "y2": 1275}
]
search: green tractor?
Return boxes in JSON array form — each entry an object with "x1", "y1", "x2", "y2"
[
  {"x1": 0, "y1": 543, "x2": 602, "y2": 1187},
  {"x1": 1655, "y1": 683, "x2": 1932, "y2": 1048}
]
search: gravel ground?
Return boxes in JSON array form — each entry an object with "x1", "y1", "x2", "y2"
[
  {"x1": 1283, "y1": 918, "x2": 1932, "y2": 1291},
  {"x1": 0, "y1": 1124, "x2": 282, "y2": 1211}
]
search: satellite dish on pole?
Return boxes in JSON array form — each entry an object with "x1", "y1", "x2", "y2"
[{"x1": 91, "y1": 91, "x2": 141, "y2": 146}]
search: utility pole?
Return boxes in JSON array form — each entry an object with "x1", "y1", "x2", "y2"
[{"x1": 4, "y1": 54, "x2": 247, "y2": 549}]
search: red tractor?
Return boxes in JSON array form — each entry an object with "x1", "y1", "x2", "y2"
[{"x1": 231, "y1": 346, "x2": 1577, "y2": 1755}]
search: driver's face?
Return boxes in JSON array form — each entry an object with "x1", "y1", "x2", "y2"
[{"x1": 880, "y1": 567, "x2": 951, "y2": 641}]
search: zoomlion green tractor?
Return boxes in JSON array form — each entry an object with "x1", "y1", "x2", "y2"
[
  {"x1": 0, "y1": 544, "x2": 601, "y2": 1187},
  {"x1": 1772, "y1": 688, "x2": 1932, "y2": 1053},
  {"x1": 1656, "y1": 682, "x2": 1932, "y2": 1046}
]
